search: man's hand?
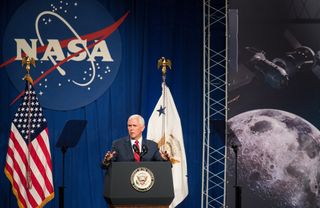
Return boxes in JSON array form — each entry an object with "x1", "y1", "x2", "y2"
[
  {"x1": 102, "y1": 151, "x2": 116, "y2": 165},
  {"x1": 160, "y1": 150, "x2": 170, "y2": 161}
]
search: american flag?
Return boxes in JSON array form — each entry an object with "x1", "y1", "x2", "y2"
[{"x1": 4, "y1": 82, "x2": 54, "y2": 208}]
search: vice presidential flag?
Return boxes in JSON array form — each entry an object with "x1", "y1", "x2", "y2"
[
  {"x1": 4, "y1": 82, "x2": 54, "y2": 208},
  {"x1": 147, "y1": 84, "x2": 188, "y2": 207}
]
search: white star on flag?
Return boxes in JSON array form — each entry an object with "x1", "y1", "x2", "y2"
[
  {"x1": 4, "y1": 82, "x2": 54, "y2": 208},
  {"x1": 147, "y1": 83, "x2": 188, "y2": 207}
]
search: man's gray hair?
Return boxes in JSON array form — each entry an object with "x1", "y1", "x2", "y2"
[{"x1": 128, "y1": 114, "x2": 145, "y2": 126}]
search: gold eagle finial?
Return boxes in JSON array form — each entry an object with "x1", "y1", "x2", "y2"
[
  {"x1": 22, "y1": 56, "x2": 36, "y2": 85},
  {"x1": 157, "y1": 57, "x2": 172, "y2": 76}
]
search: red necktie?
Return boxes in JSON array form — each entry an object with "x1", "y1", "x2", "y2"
[{"x1": 134, "y1": 140, "x2": 140, "y2": 162}]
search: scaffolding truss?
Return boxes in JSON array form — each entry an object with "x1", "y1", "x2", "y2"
[{"x1": 202, "y1": 0, "x2": 226, "y2": 208}]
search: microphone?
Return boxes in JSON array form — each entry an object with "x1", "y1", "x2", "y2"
[
  {"x1": 227, "y1": 122, "x2": 242, "y2": 152},
  {"x1": 140, "y1": 144, "x2": 148, "y2": 157},
  {"x1": 132, "y1": 144, "x2": 140, "y2": 154}
]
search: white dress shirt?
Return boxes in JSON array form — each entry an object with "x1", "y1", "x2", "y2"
[{"x1": 130, "y1": 136, "x2": 142, "y2": 152}]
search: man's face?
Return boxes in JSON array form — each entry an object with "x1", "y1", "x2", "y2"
[{"x1": 127, "y1": 117, "x2": 145, "y2": 139}]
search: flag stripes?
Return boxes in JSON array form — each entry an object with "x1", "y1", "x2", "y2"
[{"x1": 4, "y1": 83, "x2": 54, "y2": 208}]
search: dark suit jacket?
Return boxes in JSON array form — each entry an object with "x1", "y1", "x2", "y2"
[{"x1": 111, "y1": 136, "x2": 164, "y2": 162}]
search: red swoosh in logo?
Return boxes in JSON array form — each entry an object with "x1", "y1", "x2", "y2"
[{"x1": 1, "y1": 11, "x2": 129, "y2": 105}]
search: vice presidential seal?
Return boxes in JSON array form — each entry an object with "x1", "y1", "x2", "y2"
[{"x1": 130, "y1": 167, "x2": 155, "y2": 192}]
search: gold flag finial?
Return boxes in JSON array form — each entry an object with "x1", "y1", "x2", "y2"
[
  {"x1": 22, "y1": 56, "x2": 36, "y2": 85},
  {"x1": 157, "y1": 57, "x2": 172, "y2": 76}
]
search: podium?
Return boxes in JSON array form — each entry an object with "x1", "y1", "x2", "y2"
[{"x1": 104, "y1": 162, "x2": 174, "y2": 208}]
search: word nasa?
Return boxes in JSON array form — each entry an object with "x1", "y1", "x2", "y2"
[{"x1": 15, "y1": 38, "x2": 114, "y2": 62}]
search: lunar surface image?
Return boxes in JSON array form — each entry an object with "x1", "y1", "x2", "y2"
[{"x1": 227, "y1": 109, "x2": 320, "y2": 208}]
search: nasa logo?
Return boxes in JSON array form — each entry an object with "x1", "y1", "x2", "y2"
[{"x1": 2, "y1": 0, "x2": 128, "y2": 110}]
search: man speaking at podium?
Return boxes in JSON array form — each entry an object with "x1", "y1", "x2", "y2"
[{"x1": 101, "y1": 114, "x2": 169, "y2": 168}]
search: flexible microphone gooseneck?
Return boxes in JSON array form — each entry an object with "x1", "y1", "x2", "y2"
[
  {"x1": 132, "y1": 144, "x2": 140, "y2": 154},
  {"x1": 140, "y1": 144, "x2": 148, "y2": 157}
]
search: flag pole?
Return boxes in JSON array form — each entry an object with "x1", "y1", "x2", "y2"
[
  {"x1": 22, "y1": 56, "x2": 36, "y2": 189},
  {"x1": 157, "y1": 57, "x2": 172, "y2": 152}
]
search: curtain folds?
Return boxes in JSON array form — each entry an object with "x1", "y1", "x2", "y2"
[{"x1": 0, "y1": 0, "x2": 202, "y2": 207}]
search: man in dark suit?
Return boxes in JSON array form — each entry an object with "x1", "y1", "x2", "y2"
[{"x1": 101, "y1": 114, "x2": 168, "y2": 168}]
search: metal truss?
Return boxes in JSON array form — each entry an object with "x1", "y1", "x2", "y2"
[{"x1": 202, "y1": 0, "x2": 226, "y2": 208}]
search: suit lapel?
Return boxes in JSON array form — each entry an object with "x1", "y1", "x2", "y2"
[{"x1": 125, "y1": 136, "x2": 134, "y2": 161}]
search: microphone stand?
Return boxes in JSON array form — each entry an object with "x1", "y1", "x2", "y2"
[
  {"x1": 231, "y1": 143, "x2": 241, "y2": 208},
  {"x1": 59, "y1": 146, "x2": 67, "y2": 208},
  {"x1": 228, "y1": 123, "x2": 242, "y2": 208}
]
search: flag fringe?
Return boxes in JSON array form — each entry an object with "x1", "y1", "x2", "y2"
[{"x1": 5, "y1": 165, "x2": 55, "y2": 208}]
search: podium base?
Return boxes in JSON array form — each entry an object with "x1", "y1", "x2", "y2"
[{"x1": 110, "y1": 205, "x2": 168, "y2": 208}]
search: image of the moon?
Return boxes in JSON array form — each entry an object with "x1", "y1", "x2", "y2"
[{"x1": 227, "y1": 109, "x2": 320, "y2": 208}]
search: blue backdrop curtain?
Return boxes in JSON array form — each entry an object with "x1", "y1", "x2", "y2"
[{"x1": 0, "y1": 0, "x2": 202, "y2": 207}]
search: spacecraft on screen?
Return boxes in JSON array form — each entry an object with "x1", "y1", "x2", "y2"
[
  {"x1": 229, "y1": 30, "x2": 320, "y2": 90},
  {"x1": 245, "y1": 44, "x2": 316, "y2": 88}
]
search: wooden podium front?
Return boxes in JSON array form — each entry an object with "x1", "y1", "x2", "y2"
[{"x1": 104, "y1": 162, "x2": 174, "y2": 208}]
